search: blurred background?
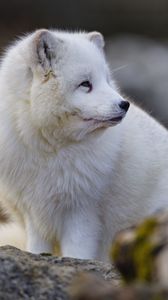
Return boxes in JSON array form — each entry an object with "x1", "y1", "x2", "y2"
[{"x1": 1, "y1": 0, "x2": 168, "y2": 126}]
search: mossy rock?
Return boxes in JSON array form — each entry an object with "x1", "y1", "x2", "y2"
[{"x1": 111, "y1": 212, "x2": 168, "y2": 284}]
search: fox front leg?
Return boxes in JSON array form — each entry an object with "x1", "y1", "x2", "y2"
[
  {"x1": 60, "y1": 209, "x2": 102, "y2": 260},
  {"x1": 26, "y1": 218, "x2": 53, "y2": 254}
]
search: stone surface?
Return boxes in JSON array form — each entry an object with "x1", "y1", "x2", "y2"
[
  {"x1": 0, "y1": 246, "x2": 119, "y2": 300},
  {"x1": 70, "y1": 273, "x2": 168, "y2": 300},
  {"x1": 1, "y1": 245, "x2": 167, "y2": 300}
]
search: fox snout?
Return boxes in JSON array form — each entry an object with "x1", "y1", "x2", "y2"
[{"x1": 119, "y1": 101, "x2": 130, "y2": 112}]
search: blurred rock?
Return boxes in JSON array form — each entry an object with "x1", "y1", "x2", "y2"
[
  {"x1": 106, "y1": 36, "x2": 168, "y2": 127},
  {"x1": 70, "y1": 272, "x2": 168, "y2": 300},
  {"x1": 111, "y1": 211, "x2": 168, "y2": 285},
  {"x1": 0, "y1": 246, "x2": 118, "y2": 299}
]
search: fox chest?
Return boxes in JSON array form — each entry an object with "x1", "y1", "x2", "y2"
[{"x1": 22, "y1": 155, "x2": 111, "y2": 211}]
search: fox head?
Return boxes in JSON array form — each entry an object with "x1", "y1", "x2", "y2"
[{"x1": 1, "y1": 29, "x2": 129, "y2": 149}]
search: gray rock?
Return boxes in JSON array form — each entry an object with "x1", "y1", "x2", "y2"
[
  {"x1": 0, "y1": 246, "x2": 119, "y2": 300},
  {"x1": 0, "y1": 230, "x2": 168, "y2": 300},
  {"x1": 70, "y1": 273, "x2": 168, "y2": 300}
]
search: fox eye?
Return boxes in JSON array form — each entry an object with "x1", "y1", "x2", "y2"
[{"x1": 79, "y1": 81, "x2": 92, "y2": 93}]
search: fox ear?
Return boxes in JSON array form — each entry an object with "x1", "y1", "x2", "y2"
[
  {"x1": 87, "y1": 31, "x2": 105, "y2": 49},
  {"x1": 34, "y1": 29, "x2": 63, "y2": 71}
]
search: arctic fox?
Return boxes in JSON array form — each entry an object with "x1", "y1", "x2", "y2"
[{"x1": 0, "y1": 29, "x2": 167, "y2": 261}]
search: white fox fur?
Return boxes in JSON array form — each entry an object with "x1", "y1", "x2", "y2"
[{"x1": 0, "y1": 29, "x2": 168, "y2": 261}]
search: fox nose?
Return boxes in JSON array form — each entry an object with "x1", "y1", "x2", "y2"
[{"x1": 119, "y1": 101, "x2": 130, "y2": 112}]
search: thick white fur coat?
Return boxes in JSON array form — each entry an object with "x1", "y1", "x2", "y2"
[{"x1": 0, "y1": 29, "x2": 167, "y2": 261}]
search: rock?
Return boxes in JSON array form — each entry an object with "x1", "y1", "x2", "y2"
[
  {"x1": 4, "y1": 246, "x2": 165, "y2": 300},
  {"x1": 70, "y1": 273, "x2": 168, "y2": 300},
  {"x1": 0, "y1": 246, "x2": 119, "y2": 299},
  {"x1": 111, "y1": 211, "x2": 168, "y2": 285}
]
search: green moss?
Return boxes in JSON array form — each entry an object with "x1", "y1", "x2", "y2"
[
  {"x1": 111, "y1": 239, "x2": 121, "y2": 262},
  {"x1": 111, "y1": 217, "x2": 159, "y2": 283},
  {"x1": 135, "y1": 217, "x2": 158, "y2": 241},
  {"x1": 40, "y1": 252, "x2": 52, "y2": 256},
  {"x1": 133, "y1": 217, "x2": 158, "y2": 282}
]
